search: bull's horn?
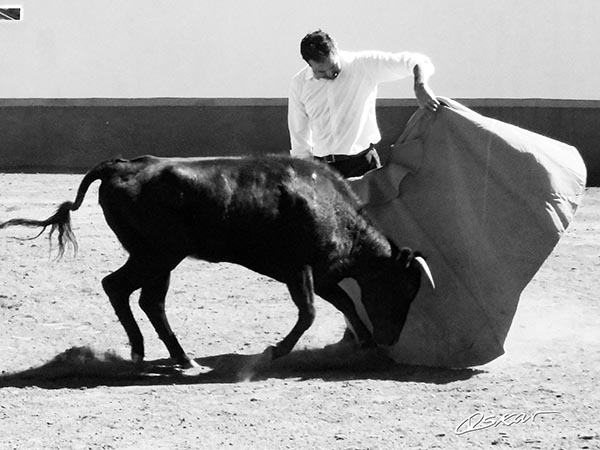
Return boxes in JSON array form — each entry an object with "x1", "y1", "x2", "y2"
[{"x1": 415, "y1": 256, "x2": 435, "y2": 290}]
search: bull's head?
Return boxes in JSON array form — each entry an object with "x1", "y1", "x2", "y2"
[{"x1": 349, "y1": 247, "x2": 431, "y2": 346}]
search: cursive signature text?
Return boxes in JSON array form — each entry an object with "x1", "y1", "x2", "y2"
[{"x1": 455, "y1": 410, "x2": 559, "y2": 435}]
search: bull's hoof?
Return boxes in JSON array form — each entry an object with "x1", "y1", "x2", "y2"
[
  {"x1": 175, "y1": 360, "x2": 204, "y2": 377},
  {"x1": 131, "y1": 352, "x2": 145, "y2": 366},
  {"x1": 262, "y1": 345, "x2": 277, "y2": 360},
  {"x1": 263, "y1": 344, "x2": 293, "y2": 360},
  {"x1": 170, "y1": 355, "x2": 202, "y2": 375},
  {"x1": 139, "y1": 358, "x2": 204, "y2": 377},
  {"x1": 178, "y1": 358, "x2": 200, "y2": 370}
]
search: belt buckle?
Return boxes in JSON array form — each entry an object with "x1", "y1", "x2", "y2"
[{"x1": 323, "y1": 154, "x2": 336, "y2": 163}]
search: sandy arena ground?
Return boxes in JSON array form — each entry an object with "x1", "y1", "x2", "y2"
[{"x1": 0, "y1": 173, "x2": 598, "y2": 449}]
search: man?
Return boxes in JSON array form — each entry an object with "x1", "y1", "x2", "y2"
[
  {"x1": 288, "y1": 29, "x2": 440, "y2": 178},
  {"x1": 288, "y1": 30, "x2": 440, "y2": 346}
]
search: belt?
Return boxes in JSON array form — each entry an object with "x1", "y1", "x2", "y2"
[{"x1": 316, "y1": 145, "x2": 374, "y2": 164}]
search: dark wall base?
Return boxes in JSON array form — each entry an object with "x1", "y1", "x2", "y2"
[{"x1": 1, "y1": 98, "x2": 597, "y2": 185}]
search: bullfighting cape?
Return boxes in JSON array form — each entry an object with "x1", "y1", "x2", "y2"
[{"x1": 347, "y1": 98, "x2": 586, "y2": 367}]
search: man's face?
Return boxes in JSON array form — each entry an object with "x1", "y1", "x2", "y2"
[{"x1": 308, "y1": 51, "x2": 341, "y2": 80}]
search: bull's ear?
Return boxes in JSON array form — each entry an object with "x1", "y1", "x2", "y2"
[{"x1": 395, "y1": 247, "x2": 414, "y2": 269}]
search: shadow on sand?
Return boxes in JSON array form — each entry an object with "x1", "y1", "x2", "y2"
[{"x1": 0, "y1": 346, "x2": 484, "y2": 389}]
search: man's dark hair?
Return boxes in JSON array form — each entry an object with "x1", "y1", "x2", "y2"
[{"x1": 300, "y1": 30, "x2": 337, "y2": 63}]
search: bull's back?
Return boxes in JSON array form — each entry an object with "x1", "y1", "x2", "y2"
[{"x1": 97, "y1": 155, "x2": 373, "y2": 278}]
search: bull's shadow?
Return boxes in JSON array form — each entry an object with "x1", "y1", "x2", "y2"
[{"x1": 0, "y1": 345, "x2": 483, "y2": 389}]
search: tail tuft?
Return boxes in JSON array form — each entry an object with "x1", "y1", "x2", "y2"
[
  {"x1": 0, "y1": 159, "x2": 116, "y2": 258},
  {"x1": 47, "y1": 202, "x2": 78, "y2": 258},
  {"x1": 0, "y1": 201, "x2": 77, "y2": 258}
]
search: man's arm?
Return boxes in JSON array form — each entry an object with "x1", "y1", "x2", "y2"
[
  {"x1": 365, "y1": 51, "x2": 440, "y2": 112},
  {"x1": 288, "y1": 79, "x2": 313, "y2": 159}
]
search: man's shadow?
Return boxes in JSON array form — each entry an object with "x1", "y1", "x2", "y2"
[{"x1": 0, "y1": 345, "x2": 483, "y2": 389}]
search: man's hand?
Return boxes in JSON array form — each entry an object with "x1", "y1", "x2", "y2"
[
  {"x1": 414, "y1": 82, "x2": 440, "y2": 112},
  {"x1": 413, "y1": 63, "x2": 440, "y2": 112}
]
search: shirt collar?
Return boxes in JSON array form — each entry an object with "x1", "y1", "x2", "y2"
[{"x1": 304, "y1": 67, "x2": 315, "y2": 81}]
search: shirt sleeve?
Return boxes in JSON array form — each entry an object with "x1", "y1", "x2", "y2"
[
  {"x1": 362, "y1": 51, "x2": 435, "y2": 84},
  {"x1": 288, "y1": 77, "x2": 313, "y2": 159}
]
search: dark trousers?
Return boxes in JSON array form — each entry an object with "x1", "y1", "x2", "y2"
[{"x1": 316, "y1": 146, "x2": 381, "y2": 178}]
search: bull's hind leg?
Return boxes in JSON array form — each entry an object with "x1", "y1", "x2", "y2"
[
  {"x1": 139, "y1": 273, "x2": 198, "y2": 369},
  {"x1": 102, "y1": 256, "x2": 187, "y2": 367},
  {"x1": 102, "y1": 259, "x2": 147, "y2": 365},
  {"x1": 269, "y1": 265, "x2": 316, "y2": 359}
]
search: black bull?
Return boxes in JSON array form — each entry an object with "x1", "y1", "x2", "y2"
[{"x1": 1, "y1": 155, "x2": 426, "y2": 368}]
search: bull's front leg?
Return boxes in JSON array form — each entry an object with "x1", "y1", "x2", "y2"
[
  {"x1": 315, "y1": 283, "x2": 376, "y2": 348},
  {"x1": 268, "y1": 265, "x2": 316, "y2": 359},
  {"x1": 139, "y1": 273, "x2": 199, "y2": 369}
]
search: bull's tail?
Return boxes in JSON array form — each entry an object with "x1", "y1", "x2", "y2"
[
  {"x1": 0, "y1": 201, "x2": 78, "y2": 258},
  {"x1": 0, "y1": 159, "x2": 122, "y2": 257}
]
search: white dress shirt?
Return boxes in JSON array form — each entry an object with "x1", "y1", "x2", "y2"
[{"x1": 288, "y1": 50, "x2": 434, "y2": 158}]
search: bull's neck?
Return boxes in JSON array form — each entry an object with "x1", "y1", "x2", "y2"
[{"x1": 350, "y1": 227, "x2": 394, "y2": 270}]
